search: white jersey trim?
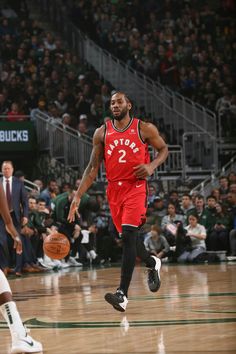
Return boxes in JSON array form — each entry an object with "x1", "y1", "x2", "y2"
[{"x1": 111, "y1": 118, "x2": 133, "y2": 132}]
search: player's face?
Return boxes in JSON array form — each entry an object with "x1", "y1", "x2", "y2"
[{"x1": 110, "y1": 94, "x2": 131, "y2": 121}]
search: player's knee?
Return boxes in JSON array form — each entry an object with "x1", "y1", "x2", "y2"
[{"x1": 122, "y1": 226, "x2": 137, "y2": 247}]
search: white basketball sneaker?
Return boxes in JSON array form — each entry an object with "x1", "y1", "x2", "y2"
[
  {"x1": 104, "y1": 289, "x2": 128, "y2": 312},
  {"x1": 147, "y1": 256, "x2": 161, "y2": 292},
  {"x1": 11, "y1": 330, "x2": 43, "y2": 353}
]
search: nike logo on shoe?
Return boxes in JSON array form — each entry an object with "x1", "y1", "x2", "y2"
[{"x1": 21, "y1": 339, "x2": 34, "y2": 346}]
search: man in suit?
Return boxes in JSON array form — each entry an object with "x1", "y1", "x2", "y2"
[{"x1": 0, "y1": 161, "x2": 29, "y2": 275}]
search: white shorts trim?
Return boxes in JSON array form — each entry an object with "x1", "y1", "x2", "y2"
[{"x1": 122, "y1": 224, "x2": 139, "y2": 228}]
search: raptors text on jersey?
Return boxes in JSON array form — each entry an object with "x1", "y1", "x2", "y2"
[{"x1": 104, "y1": 118, "x2": 149, "y2": 182}]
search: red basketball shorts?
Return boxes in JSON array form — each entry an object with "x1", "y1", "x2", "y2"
[{"x1": 106, "y1": 180, "x2": 147, "y2": 233}]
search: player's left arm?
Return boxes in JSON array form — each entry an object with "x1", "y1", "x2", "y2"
[{"x1": 133, "y1": 121, "x2": 168, "y2": 179}]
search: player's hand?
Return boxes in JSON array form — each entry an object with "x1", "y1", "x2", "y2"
[
  {"x1": 133, "y1": 164, "x2": 154, "y2": 178},
  {"x1": 13, "y1": 236, "x2": 23, "y2": 255},
  {"x1": 68, "y1": 198, "x2": 80, "y2": 223},
  {"x1": 21, "y1": 217, "x2": 28, "y2": 226},
  {"x1": 5, "y1": 223, "x2": 22, "y2": 254}
]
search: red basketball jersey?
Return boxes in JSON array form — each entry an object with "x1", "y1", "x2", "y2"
[{"x1": 104, "y1": 118, "x2": 149, "y2": 182}]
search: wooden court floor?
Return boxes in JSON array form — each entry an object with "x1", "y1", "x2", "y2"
[{"x1": 0, "y1": 262, "x2": 235, "y2": 354}]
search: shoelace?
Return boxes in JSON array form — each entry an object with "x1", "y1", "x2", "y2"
[
  {"x1": 145, "y1": 268, "x2": 156, "y2": 282},
  {"x1": 116, "y1": 290, "x2": 125, "y2": 299}
]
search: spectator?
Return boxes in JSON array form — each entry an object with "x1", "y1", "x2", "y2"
[
  {"x1": 144, "y1": 225, "x2": 170, "y2": 260},
  {"x1": 180, "y1": 194, "x2": 196, "y2": 224},
  {"x1": 39, "y1": 179, "x2": 58, "y2": 208},
  {"x1": 161, "y1": 203, "x2": 184, "y2": 246},
  {"x1": 207, "y1": 202, "x2": 230, "y2": 252},
  {"x1": 7, "y1": 102, "x2": 26, "y2": 122},
  {"x1": 147, "y1": 184, "x2": 158, "y2": 206},
  {"x1": 78, "y1": 224, "x2": 100, "y2": 264},
  {"x1": 146, "y1": 196, "x2": 167, "y2": 228},
  {"x1": 178, "y1": 213, "x2": 207, "y2": 263},
  {"x1": 219, "y1": 176, "x2": 230, "y2": 202}
]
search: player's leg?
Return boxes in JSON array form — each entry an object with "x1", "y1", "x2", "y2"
[
  {"x1": 136, "y1": 235, "x2": 161, "y2": 292},
  {"x1": 104, "y1": 225, "x2": 136, "y2": 312},
  {"x1": 0, "y1": 269, "x2": 43, "y2": 353},
  {"x1": 123, "y1": 185, "x2": 161, "y2": 293}
]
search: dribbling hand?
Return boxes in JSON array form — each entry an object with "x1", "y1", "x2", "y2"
[{"x1": 67, "y1": 198, "x2": 81, "y2": 223}]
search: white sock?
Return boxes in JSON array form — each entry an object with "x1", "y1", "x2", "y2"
[
  {"x1": 0, "y1": 301, "x2": 26, "y2": 340},
  {"x1": 0, "y1": 269, "x2": 12, "y2": 293}
]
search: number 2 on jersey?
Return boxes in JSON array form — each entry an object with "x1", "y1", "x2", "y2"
[{"x1": 118, "y1": 149, "x2": 126, "y2": 163}]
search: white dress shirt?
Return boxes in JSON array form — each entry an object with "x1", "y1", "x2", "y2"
[{"x1": 2, "y1": 175, "x2": 13, "y2": 195}]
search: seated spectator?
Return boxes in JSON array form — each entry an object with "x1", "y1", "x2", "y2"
[
  {"x1": 219, "y1": 176, "x2": 230, "y2": 202},
  {"x1": 161, "y1": 203, "x2": 184, "y2": 246},
  {"x1": 28, "y1": 196, "x2": 37, "y2": 212},
  {"x1": 207, "y1": 202, "x2": 230, "y2": 252},
  {"x1": 195, "y1": 195, "x2": 215, "y2": 234},
  {"x1": 77, "y1": 120, "x2": 89, "y2": 137},
  {"x1": 174, "y1": 221, "x2": 192, "y2": 262},
  {"x1": 228, "y1": 171, "x2": 236, "y2": 185},
  {"x1": 61, "y1": 112, "x2": 74, "y2": 129},
  {"x1": 211, "y1": 188, "x2": 221, "y2": 203},
  {"x1": 229, "y1": 183, "x2": 236, "y2": 193},
  {"x1": 28, "y1": 198, "x2": 53, "y2": 264},
  {"x1": 78, "y1": 224, "x2": 100, "y2": 264},
  {"x1": 168, "y1": 190, "x2": 181, "y2": 213},
  {"x1": 144, "y1": 225, "x2": 170, "y2": 260},
  {"x1": 180, "y1": 194, "x2": 196, "y2": 225},
  {"x1": 146, "y1": 195, "x2": 167, "y2": 229},
  {"x1": 54, "y1": 91, "x2": 68, "y2": 115},
  {"x1": 40, "y1": 179, "x2": 58, "y2": 208},
  {"x1": 7, "y1": 102, "x2": 26, "y2": 122},
  {"x1": 147, "y1": 184, "x2": 158, "y2": 206},
  {"x1": 178, "y1": 213, "x2": 207, "y2": 263}
]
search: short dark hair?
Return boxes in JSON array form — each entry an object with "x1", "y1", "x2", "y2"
[
  {"x1": 195, "y1": 194, "x2": 204, "y2": 200},
  {"x1": 37, "y1": 198, "x2": 46, "y2": 204},
  {"x1": 110, "y1": 91, "x2": 134, "y2": 115},
  {"x1": 182, "y1": 193, "x2": 191, "y2": 199},
  {"x1": 207, "y1": 195, "x2": 216, "y2": 201},
  {"x1": 188, "y1": 213, "x2": 199, "y2": 221}
]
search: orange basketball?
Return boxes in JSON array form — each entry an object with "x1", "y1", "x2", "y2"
[{"x1": 43, "y1": 232, "x2": 70, "y2": 260}]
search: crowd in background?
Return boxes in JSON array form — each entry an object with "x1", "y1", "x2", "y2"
[
  {"x1": 0, "y1": 0, "x2": 117, "y2": 138},
  {"x1": 1, "y1": 160, "x2": 236, "y2": 277},
  {"x1": 0, "y1": 1, "x2": 236, "y2": 275},
  {"x1": 67, "y1": 0, "x2": 236, "y2": 137},
  {"x1": 1, "y1": 1, "x2": 236, "y2": 139}
]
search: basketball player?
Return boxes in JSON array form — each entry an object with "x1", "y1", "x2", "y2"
[
  {"x1": 0, "y1": 183, "x2": 43, "y2": 353},
  {"x1": 68, "y1": 91, "x2": 168, "y2": 312}
]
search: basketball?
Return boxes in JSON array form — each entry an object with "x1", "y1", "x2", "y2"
[{"x1": 43, "y1": 232, "x2": 70, "y2": 260}]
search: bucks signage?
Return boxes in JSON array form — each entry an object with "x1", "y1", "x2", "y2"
[{"x1": 0, "y1": 122, "x2": 36, "y2": 151}]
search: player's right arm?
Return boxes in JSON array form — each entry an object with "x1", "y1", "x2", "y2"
[
  {"x1": 0, "y1": 183, "x2": 22, "y2": 254},
  {"x1": 67, "y1": 126, "x2": 105, "y2": 222}
]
